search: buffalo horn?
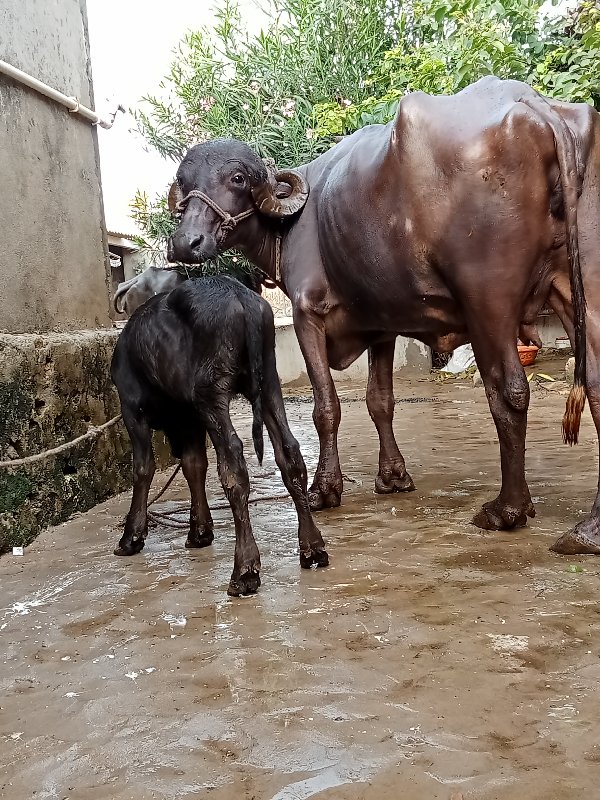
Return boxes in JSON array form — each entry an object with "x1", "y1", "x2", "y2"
[
  {"x1": 251, "y1": 169, "x2": 309, "y2": 218},
  {"x1": 167, "y1": 181, "x2": 184, "y2": 214}
]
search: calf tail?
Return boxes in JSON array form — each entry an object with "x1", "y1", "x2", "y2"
[
  {"x1": 245, "y1": 307, "x2": 264, "y2": 465},
  {"x1": 251, "y1": 399, "x2": 264, "y2": 465},
  {"x1": 523, "y1": 92, "x2": 586, "y2": 444}
]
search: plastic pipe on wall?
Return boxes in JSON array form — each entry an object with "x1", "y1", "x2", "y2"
[{"x1": 0, "y1": 59, "x2": 123, "y2": 129}]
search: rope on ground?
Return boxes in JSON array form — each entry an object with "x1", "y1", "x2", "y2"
[
  {"x1": 147, "y1": 488, "x2": 291, "y2": 529},
  {"x1": 0, "y1": 414, "x2": 123, "y2": 470},
  {"x1": 147, "y1": 463, "x2": 182, "y2": 507}
]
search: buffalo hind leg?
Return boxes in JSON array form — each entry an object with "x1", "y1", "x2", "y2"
[
  {"x1": 552, "y1": 315, "x2": 600, "y2": 554},
  {"x1": 181, "y1": 430, "x2": 214, "y2": 549},
  {"x1": 540, "y1": 271, "x2": 600, "y2": 551},
  {"x1": 115, "y1": 407, "x2": 155, "y2": 556},
  {"x1": 293, "y1": 305, "x2": 343, "y2": 510},
  {"x1": 470, "y1": 330, "x2": 535, "y2": 530},
  {"x1": 206, "y1": 405, "x2": 261, "y2": 596},
  {"x1": 367, "y1": 340, "x2": 415, "y2": 494},
  {"x1": 261, "y1": 337, "x2": 329, "y2": 568}
]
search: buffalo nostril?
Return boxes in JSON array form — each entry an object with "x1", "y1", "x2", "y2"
[{"x1": 187, "y1": 234, "x2": 205, "y2": 250}]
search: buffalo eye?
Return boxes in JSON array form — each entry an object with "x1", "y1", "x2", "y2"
[{"x1": 231, "y1": 173, "x2": 246, "y2": 186}]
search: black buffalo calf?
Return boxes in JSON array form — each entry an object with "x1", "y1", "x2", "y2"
[{"x1": 111, "y1": 276, "x2": 328, "y2": 595}]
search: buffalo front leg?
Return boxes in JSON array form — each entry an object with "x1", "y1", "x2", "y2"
[
  {"x1": 181, "y1": 429, "x2": 214, "y2": 549},
  {"x1": 115, "y1": 407, "x2": 155, "y2": 556},
  {"x1": 470, "y1": 334, "x2": 535, "y2": 530},
  {"x1": 367, "y1": 340, "x2": 415, "y2": 494},
  {"x1": 293, "y1": 306, "x2": 343, "y2": 510},
  {"x1": 261, "y1": 342, "x2": 329, "y2": 568},
  {"x1": 206, "y1": 407, "x2": 261, "y2": 596}
]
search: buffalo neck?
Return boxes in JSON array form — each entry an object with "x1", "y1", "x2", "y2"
[{"x1": 236, "y1": 216, "x2": 285, "y2": 290}]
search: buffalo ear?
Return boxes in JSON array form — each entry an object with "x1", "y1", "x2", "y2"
[
  {"x1": 167, "y1": 181, "x2": 184, "y2": 214},
  {"x1": 251, "y1": 169, "x2": 309, "y2": 218}
]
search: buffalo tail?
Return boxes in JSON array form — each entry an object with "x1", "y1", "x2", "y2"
[{"x1": 524, "y1": 92, "x2": 586, "y2": 445}]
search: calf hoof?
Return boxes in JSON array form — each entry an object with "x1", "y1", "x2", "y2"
[
  {"x1": 308, "y1": 487, "x2": 341, "y2": 512},
  {"x1": 551, "y1": 518, "x2": 600, "y2": 555},
  {"x1": 228, "y1": 566, "x2": 261, "y2": 597},
  {"x1": 185, "y1": 527, "x2": 214, "y2": 549},
  {"x1": 300, "y1": 548, "x2": 329, "y2": 569},
  {"x1": 472, "y1": 498, "x2": 535, "y2": 531},
  {"x1": 375, "y1": 468, "x2": 415, "y2": 494},
  {"x1": 114, "y1": 536, "x2": 145, "y2": 556}
]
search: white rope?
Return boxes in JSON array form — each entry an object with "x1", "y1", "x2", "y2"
[{"x1": 0, "y1": 415, "x2": 123, "y2": 469}]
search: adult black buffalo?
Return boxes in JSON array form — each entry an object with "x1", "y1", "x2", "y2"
[{"x1": 167, "y1": 76, "x2": 600, "y2": 555}]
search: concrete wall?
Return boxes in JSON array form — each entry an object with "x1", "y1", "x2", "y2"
[
  {"x1": 0, "y1": 0, "x2": 111, "y2": 333},
  {"x1": 537, "y1": 312, "x2": 570, "y2": 351},
  {"x1": 274, "y1": 319, "x2": 431, "y2": 386},
  {"x1": 272, "y1": 311, "x2": 569, "y2": 386}
]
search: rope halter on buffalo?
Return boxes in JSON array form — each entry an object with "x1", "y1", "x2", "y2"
[
  {"x1": 173, "y1": 189, "x2": 285, "y2": 289},
  {"x1": 175, "y1": 190, "x2": 256, "y2": 244}
]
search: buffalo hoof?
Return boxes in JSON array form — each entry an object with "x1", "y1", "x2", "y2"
[
  {"x1": 472, "y1": 498, "x2": 535, "y2": 531},
  {"x1": 375, "y1": 468, "x2": 415, "y2": 494},
  {"x1": 300, "y1": 547, "x2": 330, "y2": 569},
  {"x1": 114, "y1": 536, "x2": 145, "y2": 556},
  {"x1": 308, "y1": 487, "x2": 341, "y2": 512},
  {"x1": 228, "y1": 566, "x2": 261, "y2": 597},
  {"x1": 551, "y1": 518, "x2": 600, "y2": 555},
  {"x1": 185, "y1": 527, "x2": 214, "y2": 549}
]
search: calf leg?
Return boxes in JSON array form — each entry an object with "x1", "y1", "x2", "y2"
[
  {"x1": 367, "y1": 340, "x2": 415, "y2": 494},
  {"x1": 181, "y1": 430, "x2": 214, "y2": 549},
  {"x1": 115, "y1": 407, "x2": 155, "y2": 556},
  {"x1": 260, "y1": 341, "x2": 329, "y2": 568},
  {"x1": 293, "y1": 306, "x2": 343, "y2": 510},
  {"x1": 205, "y1": 405, "x2": 261, "y2": 596},
  {"x1": 469, "y1": 323, "x2": 534, "y2": 530}
]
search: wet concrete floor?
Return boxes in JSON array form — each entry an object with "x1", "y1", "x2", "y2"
[{"x1": 2, "y1": 367, "x2": 600, "y2": 799}]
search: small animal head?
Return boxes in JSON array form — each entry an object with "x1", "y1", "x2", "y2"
[
  {"x1": 113, "y1": 267, "x2": 186, "y2": 316},
  {"x1": 167, "y1": 138, "x2": 308, "y2": 264}
]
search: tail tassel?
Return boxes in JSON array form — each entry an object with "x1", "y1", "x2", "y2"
[{"x1": 562, "y1": 383, "x2": 586, "y2": 445}]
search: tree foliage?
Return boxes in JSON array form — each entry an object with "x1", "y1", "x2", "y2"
[
  {"x1": 314, "y1": 0, "x2": 600, "y2": 135},
  {"x1": 535, "y1": 1, "x2": 600, "y2": 106},
  {"x1": 136, "y1": 0, "x2": 400, "y2": 165},
  {"x1": 132, "y1": 0, "x2": 600, "y2": 265}
]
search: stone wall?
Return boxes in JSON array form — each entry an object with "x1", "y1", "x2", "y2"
[
  {"x1": 0, "y1": 332, "x2": 128, "y2": 552},
  {"x1": 537, "y1": 311, "x2": 570, "y2": 351}
]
